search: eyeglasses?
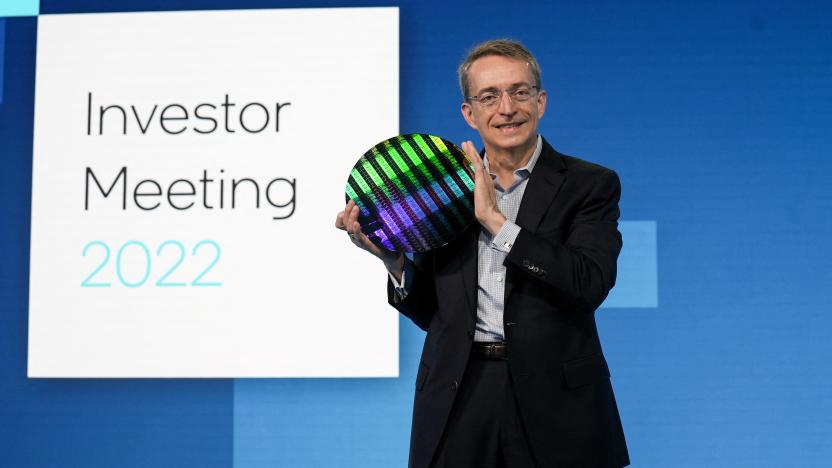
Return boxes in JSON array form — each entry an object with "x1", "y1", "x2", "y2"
[{"x1": 466, "y1": 85, "x2": 540, "y2": 108}]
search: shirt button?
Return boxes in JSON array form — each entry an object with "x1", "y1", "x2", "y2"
[{"x1": 496, "y1": 276, "x2": 503, "y2": 283}]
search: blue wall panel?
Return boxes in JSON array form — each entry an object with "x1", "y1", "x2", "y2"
[
  {"x1": 234, "y1": 318, "x2": 421, "y2": 468},
  {"x1": 0, "y1": 17, "x2": 233, "y2": 468},
  {"x1": 1, "y1": 18, "x2": 5, "y2": 103}
]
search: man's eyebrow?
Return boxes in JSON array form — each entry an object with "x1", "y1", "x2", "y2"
[
  {"x1": 474, "y1": 82, "x2": 533, "y2": 94},
  {"x1": 474, "y1": 85, "x2": 500, "y2": 95}
]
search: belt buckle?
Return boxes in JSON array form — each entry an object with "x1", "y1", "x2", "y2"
[
  {"x1": 487, "y1": 343, "x2": 499, "y2": 358},
  {"x1": 485, "y1": 343, "x2": 503, "y2": 359},
  {"x1": 473, "y1": 341, "x2": 506, "y2": 360}
]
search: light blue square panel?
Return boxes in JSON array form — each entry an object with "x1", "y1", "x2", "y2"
[
  {"x1": 0, "y1": 0, "x2": 38, "y2": 17},
  {"x1": 602, "y1": 220, "x2": 658, "y2": 308}
]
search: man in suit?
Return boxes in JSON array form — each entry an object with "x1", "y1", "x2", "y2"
[{"x1": 336, "y1": 39, "x2": 629, "y2": 468}]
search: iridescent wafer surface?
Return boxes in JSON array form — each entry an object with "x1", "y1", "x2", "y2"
[{"x1": 345, "y1": 134, "x2": 475, "y2": 252}]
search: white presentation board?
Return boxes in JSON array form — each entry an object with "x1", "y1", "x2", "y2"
[{"x1": 28, "y1": 7, "x2": 399, "y2": 377}]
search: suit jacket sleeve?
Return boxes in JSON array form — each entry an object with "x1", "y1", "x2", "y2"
[
  {"x1": 504, "y1": 168, "x2": 622, "y2": 311},
  {"x1": 387, "y1": 251, "x2": 437, "y2": 331}
]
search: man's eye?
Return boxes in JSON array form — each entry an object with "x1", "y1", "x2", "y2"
[
  {"x1": 480, "y1": 94, "x2": 499, "y2": 105},
  {"x1": 513, "y1": 89, "x2": 531, "y2": 98}
]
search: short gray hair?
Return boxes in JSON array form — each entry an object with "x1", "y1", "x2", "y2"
[{"x1": 458, "y1": 39, "x2": 542, "y2": 98}]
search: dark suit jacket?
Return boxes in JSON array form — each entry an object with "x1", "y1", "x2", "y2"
[{"x1": 388, "y1": 137, "x2": 630, "y2": 468}]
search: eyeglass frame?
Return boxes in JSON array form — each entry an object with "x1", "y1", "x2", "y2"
[{"x1": 465, "y1": 85, "x2": 541, "y2": 108}]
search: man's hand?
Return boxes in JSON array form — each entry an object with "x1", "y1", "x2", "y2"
[
  {"x1": 335, "y1": 200, "x2": 404, "y2": 280},
  {"x1": 461, "y1": 141, "x2": 506, "y2": 236}
]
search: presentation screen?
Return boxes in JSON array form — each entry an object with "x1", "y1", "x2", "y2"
[{"x1": 27, "y1": 7, "x2": 399, "y2": 377}]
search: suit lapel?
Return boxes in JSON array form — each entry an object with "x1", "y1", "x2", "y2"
[{"x1": 504, "y1": 139, "x2": 567, "y2": 302}]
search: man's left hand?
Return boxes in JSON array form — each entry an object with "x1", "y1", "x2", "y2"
[{"x1": 462, "y1": 140, "x2": 507, "y2": 236}]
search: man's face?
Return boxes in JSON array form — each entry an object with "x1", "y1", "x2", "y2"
[{"x1": 461, "y1": 55, "x2": 547, "y2": 154}]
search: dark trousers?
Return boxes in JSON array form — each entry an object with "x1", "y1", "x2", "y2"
[{"x1": 429, "y1": 356, "x2": 539, "y2": 468}]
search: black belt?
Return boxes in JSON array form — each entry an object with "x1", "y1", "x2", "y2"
[{"x1": 471, "y1": 341, "x2": 508, "y2": 360}]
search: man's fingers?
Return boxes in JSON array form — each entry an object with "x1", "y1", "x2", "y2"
[
  {"x1": 347, "y1": 204, "x2": 363, "y2": 240},
  {"x1": 336, "y1": 200, "x2": 356, "y2": 231},
  {"x1": 461, "y1": 140, "x2": 484, "y2": 171},
  {"x1": 339, "y1": 201, "x2": 390, "y2": 259},
  {"x1": 335, "y1": 210, "x2": 347, "y2": 230},
  {"x1": 348, "y1": 207, "x2": 382, "y2": 254},
  {"x1": 348, "y1": 204, "x2": 358, "y2": 228},
  {"x1": 337, "y1": 200, "x2": 388, "y2": 259}
]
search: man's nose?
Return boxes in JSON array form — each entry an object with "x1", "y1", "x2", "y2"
[{"x1": 497, "y1": 91, "x2": 517, "y2": 115}]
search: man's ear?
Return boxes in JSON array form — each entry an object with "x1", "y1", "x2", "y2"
[
  {"x1": 460, "y1": 102, "x2": 479, "y2": 131},
  {"x1": 536, "y1": 90, "x2": 548, "y2": 119}
]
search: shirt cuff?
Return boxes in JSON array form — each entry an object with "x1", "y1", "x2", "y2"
[
  {"x1": 491, "y1": 220, "x2": 521, "y2": 253},
  {"x1": 388, "y1": 253, "x2": 415, "y2": 300}
]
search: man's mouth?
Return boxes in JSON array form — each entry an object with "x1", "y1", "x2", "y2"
[{"x1": 495, "y1": 121, "x2": 525, "y2": 129}]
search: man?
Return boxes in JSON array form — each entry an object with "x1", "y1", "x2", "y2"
[{"x1": 336, "y1": 39, "x2": 629, "y2": 468}]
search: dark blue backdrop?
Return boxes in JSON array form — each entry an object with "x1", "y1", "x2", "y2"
[{"x1": 2, "y1": 1, "x2": 831, "y2": 467}]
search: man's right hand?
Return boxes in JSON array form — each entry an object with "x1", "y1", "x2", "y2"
[{"x1": 335, "y1": 200, "x2": 404, "y2": 281}]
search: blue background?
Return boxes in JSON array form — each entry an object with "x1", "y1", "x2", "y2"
[{"x1": 2, "y1": 1, "x2": 831, "y2": 467}]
